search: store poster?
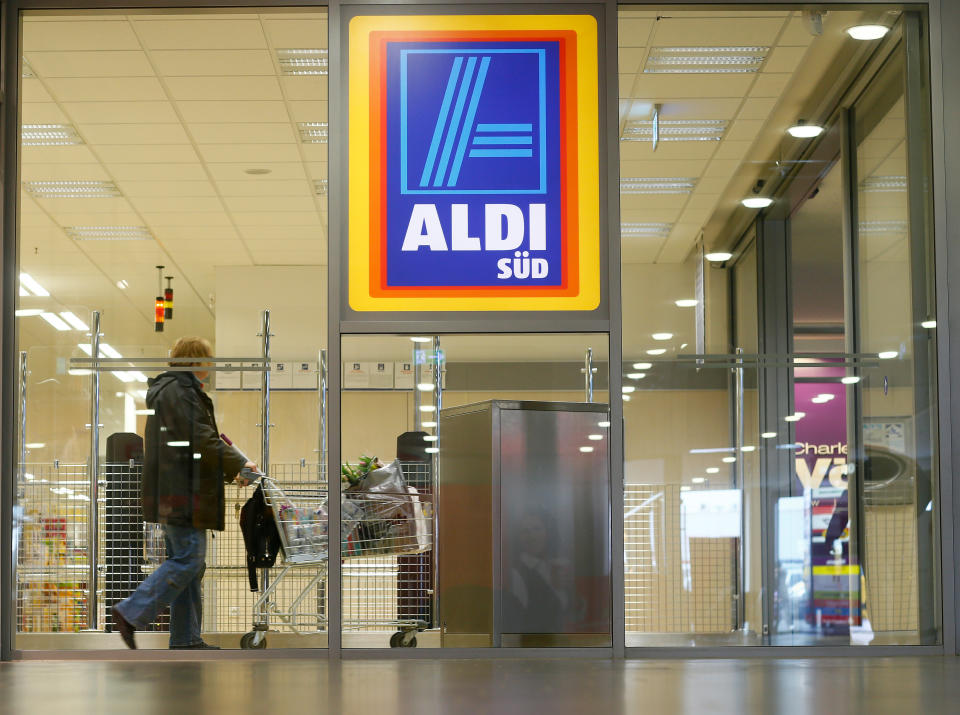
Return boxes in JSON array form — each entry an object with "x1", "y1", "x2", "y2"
[
  {"x1": 348, "y1": 14, "x2": 600, "y2": 312},
  {"x1": 794, "y1": 364, "x2": 859, "y2": 631}
]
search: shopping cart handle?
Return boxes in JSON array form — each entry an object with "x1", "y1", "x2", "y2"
[{"x1": 238, "y1": 466, "x2": 265, "y2": 486}]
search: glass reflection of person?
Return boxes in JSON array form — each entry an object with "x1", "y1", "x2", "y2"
[{"x1": 506, "y1": 511, "x2": 583, "y2": 632}]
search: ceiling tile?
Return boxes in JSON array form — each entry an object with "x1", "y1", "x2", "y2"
[
  {"x1": 238, "y1": 225, "x2": 323, "y2": 241},
  {"x1": 620, "y1": 140, "x2": 721, "y2": 162},
  {"x1": 658, "y1": 99, "x2": 744, "y2": 121},
  {"x1": 21, "y1": 79, "x2": 53, "y2": 102},
  {"x1": 207, "y1": 163, "x2": 307, "y2": 181},
  {"x1": 279, "y1": 76, "x2": 327, "y2": 102},
  {"x1": 763, "y1": 46, "x2": 809, "y2": 74},
  {"x1": 25, "y1": 51, "x2": 155, "y2": 78},
  {"x1": 198, "y1": 144, "x2": 302, "y2": 164},
  {"x1": 286, "y1": 101, "x2": 327, "y2": 123},
  {"x1": 154, "y1": 226, "x2": 239, "y2": 241},
  {"x1": 620, "y1": 194, "x2": 689, "y2": 212},
  {"x1": 738, "y1": 97, "x2": 778, "y2": 121},
  {"x1": 48, "y1": 211, "x2": 143, "y2": 225},
  {"x1": 63, "y1": 101, "x2": 179, "y2": 124},
  {"x1": 618, "y1": 18, "x2": 655, "y2": 46},
  {"x1": 261, "y1": 18, "x2": 328, "y2": 48},
  {"x1": 109, "y1": 163, "x2": 209, "y2": 181},
  {"x1": 119, "y1": 180, "x2": 217, "y2": 198},
  {"x1": 140, "y1": 212, "x2": 232, "y2": 227},
  {"x1": 20, "y1": 103, "x2": 70, "y2": 124},
  {"x1": 231, "y1": 211, "x2": 320, "y2": 226},
  {"x1": 188, "y1": 123, "x2": 296, "y2": 145},
  {"x1": 216, "y1": 180, "x2": 311, "y2": 198},
  {"x1": 619, "y1": 159, "x2": 709, "y2": 177},
  {"x1": 649, "y1": 17, "x2": 785, "y2": 46},
  {"x1": 165, "y1": 76, "x2": 283, "y2": 101},
  {"x1": 712, "y1": 140, "x2": 755, "y2": 160},
  {"x1": 299, "y1": 144, "x2": 328, "y2": 163},
  {"x1": 44, "y1": 77, "x2": 167, "y2": 102},
  {"x1": 24, "y1": 20, "x2": 141, "y2": 51},
  {"x1": 621, "y1": 239, "x2": 664, "y2": 264},
  {"x1": 778, "y1": 14, "x2": 818, "y2": 46},
  {"x1": 223, "y1": 196, "x2": 316, "y2": 213},
  {"x1": 31, "y1": 196, "x2": 134, "y2": 215},
  {"x1": 656, "y1": 232, "x2": 700, "y2": 263},
  {"x1": 750, "y1": 73, "x2": 792, "y2": 98},
  {"x1": 21, "y1": 162, "x2": 110, "y2": 181},
  {"x1": 96, "y1": 145, "x2": 200, "y2": 164},
  {"x1": 130, "y1": 196, "x2": 224, "y2": 213},
  {"x1": 724, "y1": 119, "x2": 764, "y2": 143},
  {"x1": 151, "y1": 49, "x2": 275, "y2": 76},
  {"x1": 80, "y1": 123, "x2": 190, "y2": 145},
  {"x1": 132, "y1": 19, "x2": 268, "y2": 50},
  {"x1": 617, "y1": 48, "x2": 646, "y2": 76},
  {"x1": 178, "y1": 101, "x2": 289, "y2": 123},
  {"x1": 630, "y1": 75, "x2": 755, "y2": 100},
  {"x1": 21, "y1": 145, "x2": 99, "y2": 165}
]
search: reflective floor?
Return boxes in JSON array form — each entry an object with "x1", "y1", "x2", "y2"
[{"x1": 1, "y1": 656, "x2": 958, "y2": 714}]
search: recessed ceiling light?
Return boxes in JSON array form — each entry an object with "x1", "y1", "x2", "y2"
[
  {"x1": 644, "y1": 46, "x2": 769, "y2": 74},
  {"x1": 652, "y1": 332, "x2": 673, "y2": 341},
  {"x1": 633, "y1": 363, "x2": 652, "y2": 371},
  {"x1": 921, "y1": 319, "x2": 936, "y2": 329},
  {"x1": 59, "y1": 312, "x2": 88, "y2": 331},
  {"x1": 621, "y1": 222, "x2": 672, "y2": 237},
  {"x1": 675, "y1": 299, "x2": 698, "y2": 307},
  {"x1": 811, "y1": 396, "x2": 830, "y2": 404},
  {"x1": 410, "y1": 337, "x2": 431, "y2": 343},
  {"x1": 22, "y1": 123, "x2": 83, "y2": 146},
  {"x1": 588, "y1": 434, "x2": 604, "y2": 441},
  {"x1": 314, "y1": 179, "x2": 328, "y2": 196},
  {"x1": 15, "y1": 309, "x2": 43, "y2": 317},
  {"x1": 706, "y1": 467, "x2": 720, "y2": 474},
  {"x1": 298, "y1": 121, "x2": 328, "y2": 144},
  {"x1": 598, "y1": 421, "x2": 611, "y2": 428},
  {"x1": 40, "y1": 312, "x2": 70, "y2": 331},
  {"x1": 99, "y1": 343, "x2": 122, "y2": 359},
  {"x1": 847, "y1": 25, "x2": 890, "y2": 41},
  {"x1": 116, "y1": 280, "x2": 128, "y2": 290},
  {"x1": 878, "y1": 350, "x2": 898, "y2": 359},
  {"x1": 65, "y1": 226, "x2": 153, "y2": 241},
  {"x1": 24, "y1": 180, "x2": 121, "y2": 199},
  {"x1": 244, "y1": 168, "x2": 272, "y2": 176},
  {"x1": 626, "y1": 372, "x2": 646, "y2": 380},
  {"x1": 425, "y1": 447, "x2": 440, "y2": 454},
  {"x1": 722, "y1": 456, "x2": 737, "y2": 463},
  {"x1": 787, "y1": 122, "x2": 824, "y2": 138},
  {"x1": 622, "y1": 119, "x2": 727, "y2": 142},
  {"x1": 784, "y1": 413, "x2": 806, "y2": 422},
  {"x1": 417, "y1": 383, "x2": 435, "y2": 391},
  {"x1": 741, "y1": 445, "x2": 756, "y2": 452},
  {"x1": 622, "y1": 394, "x2": 631, "y2": 402},
  {"x1": 841, "y1": 376, "x2": 861, "y2": 385},
  {"x1": 761, "y1": 432, "x2": 777, "y2": 439},
  {"x1": 705, "y1": 252, "x2": 732, "y2": 262},
  {"x1": 423, "y1": 435, "x2": 439, "y2": 442},
  {"x1": 742, "y1": 197, "x2": 774, "y2": 208},
  {"x1": 680, "y1": 486, "x2": 691, "y2": 492},
  {"x1": 622, "y1": 385, "x2": 636, "y2": 394},
  {"x1": 861, "y1": 176, "x2": 907, "y2": 192},
  {"x1": 25, "y1": 442, "x2": 45, "y2": 449},
  {"x1": 422, "y1": 421, "x2": 437, "y2": 428},
  {"x1": 19, "y1": 272, "x2": 49, "y2": 297},
  {"x1": 579, "y1": 446, "x2": 595, "y2": 453},
  {"x1": 692, "y1": 477, "x2": 706, "y2": 484},
  {"x1": 277, "y1": 48, "x2": 328, "y2": 75},
  {"x1": 620, "y1": 177, "x2": 696, "y2": 194},
  {"x1": 419, "y1": 405, "x2": 436, "y2": 412},
  {"x1": 646, "y1": 348, "x2": 666, "y2": 356}
]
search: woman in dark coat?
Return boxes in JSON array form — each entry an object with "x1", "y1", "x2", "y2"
[{"x1": 112, "y1": 337, "x2": 255, "y2": 649}]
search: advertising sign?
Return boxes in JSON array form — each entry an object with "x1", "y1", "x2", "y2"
[{"x1": 348, "y1": 15, "x2": 600, "y2": 312}]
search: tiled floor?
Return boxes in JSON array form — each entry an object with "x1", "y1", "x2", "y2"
[{"x1": 1, "y1": 656, "x2": 958, "y2": 714}]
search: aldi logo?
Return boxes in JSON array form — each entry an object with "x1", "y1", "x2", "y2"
[{"x1": 348, "y1": 15, "x2": 601, "y2": 312}]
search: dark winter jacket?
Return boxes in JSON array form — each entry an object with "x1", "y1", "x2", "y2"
[{"x1": 141, "y1": 371, "x2": 246, "y2": 531}]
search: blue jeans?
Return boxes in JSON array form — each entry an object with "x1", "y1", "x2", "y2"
[{"x1": 115, "y1": 524, "x2": 207, "y2": 647}]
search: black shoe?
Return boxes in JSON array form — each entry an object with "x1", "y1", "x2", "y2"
[
  {"x1": 170, "y1": 642, "x2": 220, "y2": 650},
  {"x1": 111, "y1": 606, "x2": 137, "y2": 650}
]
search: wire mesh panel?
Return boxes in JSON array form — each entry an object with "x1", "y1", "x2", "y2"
[
  {"x1": 16, "y1": 464, "x2": 90, "y2": 633},
  {"x1": 863, "y1": 500, "x2": 919, "y2": 632},
  {"x1": 624, "y1": 484, "x2": 736, "y2": 634}
]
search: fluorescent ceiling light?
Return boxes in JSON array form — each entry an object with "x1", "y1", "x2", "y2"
[
  {"x1": 621, "y1": 222, "x2": 672, "y2": 237},
  {"x1": 77, "y1": 344, "x2": 93, "y2": 356},
  {"x1": 419, "y1": 405, "x2": 436, "y2": 412},
  {"x1": 66, "y1": 226, "x2": 153, "y2": 241},
  {"x1": 588, "y1": 434, "x2": 604, "y2": 441},
  {"x1": 25, "y1": 442, "x2": 45, "y2": 449},
  {"x1": 632, "y1": 362, "x2": 652, "y2": 370},
  {"x1": 814, "y1": 393, "x2": 836, "y2": 402},
  {"x1": 59, "y1": 312, "x2": 88, "y2": 331},
  {"x1": 113, "y1": 371, "x2": 135, "y2": 383},
  {"x1": 652, "y1": 332, "x2": 673, "y2": 341},
  {"x1": 680, "y1": 486, "x2": 691, "y2": 492},
  {"x1": 644, "y1": 46, "x2": 769, "y2": 74},
  {"x1": 646, "y1": 348, "x2": 666, "y2": 356},
  {"x1": 15, "y1": 309, "x2": 43, "y2": 317},
  {"x1": 622, "y1": 394, "x2": 631, "y2": 402},
  {"x1": 861, "y1": 176, "x2": 907, "y2": 192},
  {"x1": 19, "y1": 272, "x2": 49, "y2": 297},
  {"x1": 784, "y1": 413, "x2": 805, "y2": 422},
  {"x1": 689, "y1": 448, "x2": 735, "y2": 454},
  {"x1": 878, "y1": 350, "x2": 898, "y2": 359},
  {"x1": 706, "y1": 467, "x2": 720, "y2": 474},
  {"x1": 130, "y1": 371, "x2": 148, "y2": 383},
  {"x1": 742, "y1": 197, "x2": 774, "y2": 209},
  {"x1": 692, "y1": 477, "x2": 706, "y2": 484},
  {"x1": 622, "y1": 119, "x2": 727, "y2": 142},
  {"x1": 626, "y1": 372, "x2": 645, "y2": 380},
  {"x1": 314, "y1": 179, "x2": 328, "y2": 196},
  {"x1": 921, "y1": 320, "x2": 937, "y2": 329},
  {"x1": 40, "y1": 312, "x2": 70, "y2": 331},
  {"x1": 620, "y1": 177, "x2": 696, "y2": 194},
  {"x1": 298, "y1": 122, "x2": 328, "y2": 144},
  {"x1": 741, "y1": 445, "x2": 756, "y2": 452},
  {"x1": 22, "y1": 123, "x2": 83, "y2": 146},
  {"x1": 841, "y1": 376, "x2": 861, "y2": 385},
  {"x1": 722, "y1": 457, "x2": 736, "y2": 464},
  {"x1": 425, "y1": 447, "x2": 439, "y2": 454},
  {"x1": 787, "y1": 123, "x2": 824, "y2": 138},
  {"x1": 410, "y1": 337, "x2": 431, "y2": 343},
  {"x1": 422, "y1": 421, "x2": 437, "y2": 428},
  {"x1": 99, "y1": 343, "x2": 122, "y2": 359},
  {"x1": 19, "y1": 286, "x2": 29, "y2": 297},
  {"x1": 277, "y1": 48, "x2": 328, "y2": 75},
  {"x1": 24, "y1": 180, "x2": 121, "y2": 199},
  {"x1": 622, "y1": 385, "x2": 635, "y2": 394},
  {"x1": 858, "y1": 220, "x2": 907, "y2": 234},
  {"x1": 417, "y1": 383, "x2": 435, "y2": 391},
  {"x1": 579, "y1": 446, "x2": 594, "y2": 453},
  {"x1": 705, "y1": 252, "x2": 732, "y2": 262},
  {"x1": 675, "y1": 299, "x2": 698, "y2": 307},
  {"x1": 761, "y1": 432, "x2": 777, "y2": 439},
  {"x1": 135, "y1": 409, "x2": 155, "y2": 415},
  {"x1": 598, "y1": 421, "x2": 611, "y2": 428},
  {"x1": 423, "y1": 435, "x2": 439, "y2": 442},
  {"x1": 116, "y1": 280, "x2": 128, "y2": 290},
  {"x1": 847, "y1": 25, "x2": 890, "y2": 41}
]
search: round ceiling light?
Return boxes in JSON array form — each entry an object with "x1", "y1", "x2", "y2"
[
  {"x1": 846, "y1": 25, "x2": 890, "y2": 41},
  {"x1": 244, "y1": 168, "x2": 272, "y2": 175},
  {"x1": 705, "y1": 252, "x2": 733, "y2": 262},
  {"x1": 742, "y1": 197, "x2": 774, "y2": 209},
  {"x1": 787, "y1": 122, "x2": 824, "y2": 138}
]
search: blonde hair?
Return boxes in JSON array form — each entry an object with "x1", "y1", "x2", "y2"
[{"x1": 169, "y1": 337, "x2": 213, "y2": 368}]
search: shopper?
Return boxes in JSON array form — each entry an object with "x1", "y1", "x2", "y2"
[{"x1": 112, "y1": 337, "x2": 255, "y2": 649}]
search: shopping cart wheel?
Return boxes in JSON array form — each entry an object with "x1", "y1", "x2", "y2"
[
  {"x1": 390, "y1": 631, "x2": 417, "y2": 648},
  {"x1": 240, "y1": 631, "x2": 267, "y2": 649}
]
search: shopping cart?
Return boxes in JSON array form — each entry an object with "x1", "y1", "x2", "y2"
[{"x1": 240, "y1": 473, "x2": 433, "y2": 649}]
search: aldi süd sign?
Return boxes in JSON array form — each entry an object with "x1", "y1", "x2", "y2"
[{"x1": 348, "y1": 15, "x2": 600, "y2": 312}]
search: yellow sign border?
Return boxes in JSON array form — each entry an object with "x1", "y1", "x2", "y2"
[{"x1": 347, "y1": 14, "x2": 601, "y2": 312}]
